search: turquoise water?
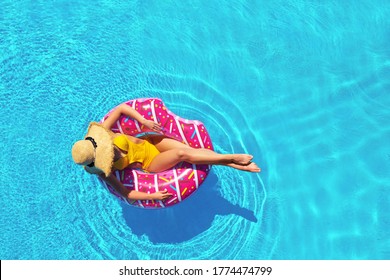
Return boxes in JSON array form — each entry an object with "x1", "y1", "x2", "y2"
[{"x1": 1, "y1": 0, "x2": 389, "y2": 259}]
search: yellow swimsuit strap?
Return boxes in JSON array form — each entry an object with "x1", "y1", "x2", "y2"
[
  {"x1": 113, "y1": 135, "x2": 129, "y2": 151},
  {"x1": 112, "y1": 134, "x2": 159, "y2": 171},
  {"x1": 113, "y1": 135, "x2": 130, "y2": 170}
]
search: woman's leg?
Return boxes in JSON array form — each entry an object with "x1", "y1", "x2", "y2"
[
  {"x1": 146, "y1": 136, "x2": 260, "y2": 173},
  {"x1": 149, "y1": 136, "x2": 248, "y2": 160},
  {"x1": 147, "y1": 135, "x2": 194, "y2": 152},
  {"x1": 149, "y1": 135, "x2": 256, "y2": 164}
]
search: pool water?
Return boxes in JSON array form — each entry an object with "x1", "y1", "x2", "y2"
[{"x1": 0, "y1": 0, "x2": 389, "y2": 259}]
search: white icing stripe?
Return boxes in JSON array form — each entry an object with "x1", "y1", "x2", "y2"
[
  {"x1": 175, "y1": 118, "x2": 189, "y2": 145},
  {"x1": 173, "y1": 168, "x2": 182, "y2": 201},
  {"x1": 169, "y1": 122, "x2": 173, "y2": 133},
  {"x1": 132, "y1": 170, "x2": 144, "y2": 208},
  {"x1": 150, "y1": 99, "x2": 158, "y2": 123},
  {"x1": 194, "y1": 124, "x2": 204, "y2": 148},
  {"x1": 132, "y1": 100, "x2": 141, "y2": 132},
  {"x1": 167, "y1": 196, "x2": 177, "y2": 204},
  {"x1": 116, "y1": 120, "x2": 124, "y2": 134},
  {"x1": 154, "y1": 174, "x2": 165, "y2": 208},
  {"x1": 192, "y1": 164, "x2": 199, "y2": 189}
]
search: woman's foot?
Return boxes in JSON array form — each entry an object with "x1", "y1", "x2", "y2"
[
  {"x1": 246, "y1": 162, "x2": 261, "y2": 172},
  {"x1": 227, "y1": 162, "x2": 261, "y2": 173},
  {"x1": 232, "y1": 154, "x2": 253, "y2": 165}
]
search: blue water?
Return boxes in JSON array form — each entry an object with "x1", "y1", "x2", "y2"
[{"x1": 1, "y1": 0, "x2": 389, "y2": 259}]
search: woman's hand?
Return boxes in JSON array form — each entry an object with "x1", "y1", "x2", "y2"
[
  {"x1": 142, "y1": 118, "x2": 162, "y2": 132},
  {"x1": 150, "y1": 190, "x2": 172, "y2": 200}
]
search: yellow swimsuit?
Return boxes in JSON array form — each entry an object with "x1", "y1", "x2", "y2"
[{"x1": 112, "y1": 135, "x2": 160, "y2": 171}]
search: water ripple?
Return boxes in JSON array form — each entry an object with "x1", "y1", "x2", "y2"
[
  {"x1": 4, "y1": 0, "x2": 387, "y2": 260},
  {"x1": 73, "y1": 73, "x2": 276, "y2": 260}
]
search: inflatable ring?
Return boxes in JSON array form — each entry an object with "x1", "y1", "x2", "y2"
[{"x1": 98, "y1": 98, "x2": 214, "y2": 208}]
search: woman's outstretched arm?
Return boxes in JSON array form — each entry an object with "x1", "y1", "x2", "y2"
[
  {"x1": 102, "y1": 104, "x2": 161, "y2": 131},
  {"x1": 98, "y1": 173, "x2": 171, "y2": 200}
]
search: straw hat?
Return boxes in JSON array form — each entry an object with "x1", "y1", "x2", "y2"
[{"x1": 71, "y1": 122, "x2": 114, "y2": 177}]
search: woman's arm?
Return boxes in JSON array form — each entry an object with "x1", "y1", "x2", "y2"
[
  {"x1": 102, "y1": 104, "x2": 161, "y2": 131},
  {"x1": 98, "y1": 173, "x2": 171, "y2": 200}
]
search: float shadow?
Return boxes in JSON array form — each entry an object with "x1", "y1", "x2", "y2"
[{"x1": 121, "y1": 173, "x2": 257, "y2": 244}]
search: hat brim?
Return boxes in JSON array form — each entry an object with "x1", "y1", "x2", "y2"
[{"x1": 84, "y1": 122, "x2": 114, "y2": 177}]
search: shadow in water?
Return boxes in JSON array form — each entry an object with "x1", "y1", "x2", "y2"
[{"x1": 121, "y1": 173, "x2": 257, "y2": 244}]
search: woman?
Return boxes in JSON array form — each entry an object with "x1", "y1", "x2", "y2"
[{"x1": 72, "y1": 104, "x2": 261, "y2": 201}]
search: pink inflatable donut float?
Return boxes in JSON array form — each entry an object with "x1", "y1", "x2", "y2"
[{"x1": 98, "y1": 98, "x2": 214, "y2": 208}]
